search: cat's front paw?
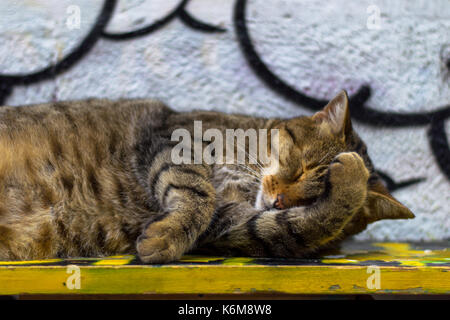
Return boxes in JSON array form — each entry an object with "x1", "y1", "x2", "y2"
[
  {"x1": 136, "y1": 223, "x2": 185, "y2": 264},
  {"x1": 328, "y1": 152, "x2": 369, "y2": 202}
]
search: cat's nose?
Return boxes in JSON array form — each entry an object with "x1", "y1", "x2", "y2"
[{"x1": 273, "y1": 194, "x2": 285, "y2": 209}]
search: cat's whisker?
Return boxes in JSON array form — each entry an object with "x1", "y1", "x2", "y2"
[
  {"x1": 226, "y1": 163, "x2": 262, "y2": 181},
  {"x1": 237, "y1": 164, "x2": 262, "y2": 179},
  {"x1": 234, "y1": 142, "x2": 265, "y2": 171},
  {"x1": 236, "y1": 166, "x2": 262, "y2": 181},
  {"x1": 318, "y1": 150, "x2": 332, "y2": 165},
  {"x1": 234, "y1": 171, "x2": 261, "y2": 183}
]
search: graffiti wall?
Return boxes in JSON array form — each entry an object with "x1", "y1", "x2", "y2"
[{"x1": 0, "y1": 0, "x2": 448, "y2": 241}]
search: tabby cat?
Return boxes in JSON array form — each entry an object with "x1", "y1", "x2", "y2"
[{"x1": 0, "y1": 91, "x2": 413, "y2": 263}]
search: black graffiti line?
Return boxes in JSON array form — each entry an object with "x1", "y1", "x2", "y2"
[
  {"x1": 0, "y1": 0, "x2": 446, "y2": 186},
  {"x1": 101, "y1": 0, "x2": 185, "y2": 40},
  {"x1": 0, "y1": 0, "x2": 225, "y2": 106},
  {"x1": 0, "y1": 0, "x2": 117, "y2": 86},
  {"x1": 101, "y1": 0, "x2": 225, "y2": 41},
  {"x1": 233, "y1": 0, "x2": 450, "y2": 128},
  {"x1": 178, "y1": 7, "x2": 226, "y2": 33},
  {"x1": 351, "y1": 102, "x2": 450, "y2": 128},
  {"x1": 376, "y1": 171, "x2": 425, "y2": 192},
  {"x1": 0, "y1": 83, "x2": 13, "y2": 105},
  {"x1": 234, "y1": 0, "x2": 368, "y2": 110},
  {"x1": 233, "y1": 0, "x2": 449, "y2": 182},
  {"x1": 428, "y1": 119, "x2": 450, "y2": 180}
]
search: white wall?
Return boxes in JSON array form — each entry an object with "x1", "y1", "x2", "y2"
[{"x1": 0, "y1": 0, "x2": 449, "y2": 241}]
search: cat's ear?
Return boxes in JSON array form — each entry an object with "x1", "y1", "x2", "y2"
[
  {"x1": 313, "y1": 90, "x2": 352, "y2": 139},
  {"x1": 366, "y1": 178, "x2": 415, "y2": 223}
]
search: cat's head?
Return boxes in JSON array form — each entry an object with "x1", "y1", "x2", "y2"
[{"x1": 257, "y1": 90, "x2": 414, "y2": 231}]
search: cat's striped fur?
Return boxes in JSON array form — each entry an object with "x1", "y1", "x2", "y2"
[{"x1": 0, "y1": 91, "x2": 413, "y2": 263}]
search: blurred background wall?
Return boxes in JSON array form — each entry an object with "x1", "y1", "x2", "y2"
[{"x1": 0, "y1": 0, "x2": 448, "y2": 241}]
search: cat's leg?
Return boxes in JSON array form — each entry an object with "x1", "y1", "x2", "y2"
[
  {"x1": 136, "y1": 150, "x2": 216, "y2": 263},
  {"x1": 199, "y1": 152, "x2": 369, "y2": 257}
]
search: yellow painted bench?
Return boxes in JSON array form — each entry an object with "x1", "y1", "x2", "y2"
[{"x1": 0, "y1": 241, "x2": 449, "y2": 297}]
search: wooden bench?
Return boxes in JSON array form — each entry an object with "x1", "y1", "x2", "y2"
[{"x1": 0, "y1": 241, "x2": 449, "y2": 298}]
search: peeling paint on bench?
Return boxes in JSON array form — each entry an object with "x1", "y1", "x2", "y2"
[{"x1": 0, "y1": 242, "x2": 448, "y2": 295}]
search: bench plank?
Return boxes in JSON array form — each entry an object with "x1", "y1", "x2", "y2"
[{"x1": 0, "y1": 241, "x2": 449, "y2": 295}]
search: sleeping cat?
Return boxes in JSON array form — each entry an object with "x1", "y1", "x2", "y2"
[{"x1": 0, "y1": 91, "x2": 413, "y2": 263}]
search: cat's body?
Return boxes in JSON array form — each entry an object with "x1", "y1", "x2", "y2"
[{"x1": 0, "y1": 92, "x2": 413, "y2": 263}]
